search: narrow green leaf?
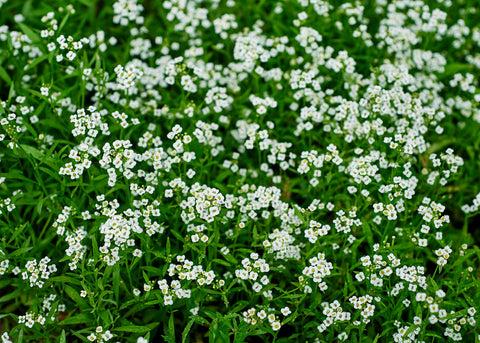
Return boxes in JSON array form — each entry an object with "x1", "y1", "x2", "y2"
[
  {"x1": 0, "y1": 289, "x2": 21, "y2": 303},
  {"x1": 60, "y1": 314, "x2": 90, "y2": 325},
  {"x1": 18, "y1": 23, "x2": 40, "y2": 43},
  {"x1": 57, "y1": 13, "x2": 70, "y2": 34},
  {"x1": 25, "y1": 54, "x2": 49, "y2": 70},
  {"x1": 182, "y1": 319, "x2": 195, "y2": 343},
  {"x1": 114, "y1": 326, "x2": 151, "y2": 333},
  {"x1": 166, "y1": 237, "x2": 171, "y2": 255},
  {"x1": 9, "y1": 245, "x2": 32, "y2": 257},
  {"x1": 168, "y1": 312, "x2": 175, "y2": 340},
  {"x1": 119, "y1": 299, "x2": 137, "y2": 310},
  {"x1": 113, "y1": 264, "x2": 120, "y2": 304},
  {"x1": 60, "y1": 330, "x2": 66, "y2": 343},
  {"x1": 64, "y1": 285, "x2": 88, "y2": 308},
  {"x1": 171, "y1": 229, "x2": 185, "y2": 243},
  {"x1": 0, "y1": 65, "x2": 12, "y2": 85},
  {"x1": 91, "y1": 235, "x2": 99, "y2": 261},
  {"x1": 212, "y1": 258, "x2": 231, "y2": 267},
  {"x1": 17, "y1": 328, "x2": 24, "y2": 343},
  {"x1": 362, "y1": 221, "x2": 374, "y2": 247},
  {"x1": 49, "y1": 276, "x2": 82, "y2": 285}
]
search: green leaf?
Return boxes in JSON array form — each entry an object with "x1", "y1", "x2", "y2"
[
  {"x1": 114, "y1": 326, "x2": 151, "y2": 333},
  {"x1": 9, "y1": 246, "x2": 32, "y2": 257},
  {"x1": 24, "y1": 54, "x2": 49, "y2": 71},
  {"x1": 171, "y1": 229, "x2": 185, "y2": 243},
  {"x1": 20, "y1": 144, "x2": 58, "y2": 166},
  {"x1": 60, "y1": 314, "x2": 91, "y2": 325},
  {"x1": 0, "y1": 289, "x2": 21, "y2": 303},
  {"x1": 0, "y1": 65, "x2": 12, "y2": 85},
  {"x1": 91, "y1": 235, "x2": 99, "y2": 261},
  {"x1": 212, "y1": 258, "x2": 231, "y2": 267},
  {"x1": 168, "y1": 312, "x2": 175, "y2": 341},
  {"x1": 18, "y1": 23, "x2": 40, "y2": 43},
  {"x1": 64, "y1": 285, "x2": 88, "y2": 309},
  {"x1": 60, "y1": 330, "x2": 66, "y2": 343},
  {"x1": 362, "y1": 221, "x2": 374, "y2": 247},
  {"x1": 57, "y1": 13, "x2": 70, "y2": 34},
  {"x1": 17, "y1": 328, "x2": 24, "y2": 343},
  {"x1": 113, "y1": 264, "x2": 120, "y2": 304},
  {"x1": 49, "y1": 276, "x2": 82, "y2": 285},
  {"x1": 182, "y1": 319, "x2": 195, "y2": 343},
  {"x1": 119, "y1": 299, "x2": 137, "y2": 310}
]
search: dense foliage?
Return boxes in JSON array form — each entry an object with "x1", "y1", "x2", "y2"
[{"x1": 1, "y1": 0, "x2": 480, "y2": 342}]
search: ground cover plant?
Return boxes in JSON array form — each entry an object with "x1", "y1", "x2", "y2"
[{"x1": 1, "y1": 0, "x2": 480, "y2": 341}]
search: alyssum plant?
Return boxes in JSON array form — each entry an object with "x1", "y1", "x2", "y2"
[{"x1": 0, "y1": 0, "x2": 480, "y2": 342}]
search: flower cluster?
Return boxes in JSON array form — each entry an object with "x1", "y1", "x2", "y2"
[{"x1": 20, "y1": 257, "x2": 57, "y2": 288}]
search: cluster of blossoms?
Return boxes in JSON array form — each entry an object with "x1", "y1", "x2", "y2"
[
  {"x1": 235, "y1": 252, "x2": 270, "y2": 293},
  {"x1": 19, "y1": 257, "x2": 57, "y2": 288},
  {"x1": 300, "y1": 252, "x2": 333, "y2": 293},
  {"x1": 242, "y1": 306, "x2": 291, "y2": 332},
  {"x1": 462, "y1": 191, "x2": 480, "y2": 214},
  {"x1": 86, "y1": 326, "x2": 114, "y2": 342}
]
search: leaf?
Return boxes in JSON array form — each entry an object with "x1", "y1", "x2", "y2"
[
  {"x1": 91, "y1": 235, "x2": 99, "y2": 261},
  {"x1": 0, "y1": 289, "x2": 21, "y2": 303},
  {"x1": 49, "y1": 276, "x2": 82, "y2": 285},
  {"x1": 18, "y1": 23, "x2": 40, "y2": 43},
  {"x1": 0, "y1": 65, "x2": 12, "y2": 85},
  {"x1": 166, "y1": 237, "x2": 171, "y2": 255},
  {"x1": 212, "y1": 258, "x2": 231, "y2": 267},
  {"x1": 9, "y1": 246, "x2": 32, "y2": 257},
  {"x1": 25, "y1": 54, "x2": 49, "y2": 71},
  {"x1": 64, "y1": 285, "x2": 88, "y2": 308},
  {"x1": 113, "y1": 264, "x2": 120, "y2": 304},
  {"x1": 362, "y1": 221, "x2": 374, "y2": 247},
  {"x1": 168, "y1": 312, "x2": 175, "y2": 341},
  {"x1": 57, "y1": 13, "x2": 70, "y2": 35},
  {"x1": 229, "y1": 300, "x2": 249, "y2": 313},
  {"x1": 171, "y1": 229, "x2": 185, "y2": 243},
  {"x1": 182, "y1": 319, "x2": 195, "y2": 343},
  {"x1": 114, "y1": 326, "x2": 151, "y2": 333},
  {"x1": 60, "y1": 330, "x2": 66, "y2": 343},
  {"x1": 60, "y1": 314, "x2": 90, "y2": 325},
  {"x1": 119, "y1": 299, "x2": 137, "y2": 310},
  {"x1": 17, "y1": 328, "x2": 24, "y2": 343},
  {"x1": 20, "y1": 144, "x2": 58, "y2": 166}
]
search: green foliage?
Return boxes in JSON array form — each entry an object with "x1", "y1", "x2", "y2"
[{"x1": 0, "y1": 0, "x2": 480, "y2": 342}]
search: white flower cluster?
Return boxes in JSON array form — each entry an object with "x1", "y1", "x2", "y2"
[
  {"x1": 317, "y1": 300, "x2": 352, "y2": 333},
  {"x1": 150, "y1": 254, "x2": 222, "y2": 306},
  {"x1": 113, "y1": 0, "x2": 144, "y2": 26},
  {"x1": 21, "y1": 257, "x2": 56, "y2": 288},
  {"x1": 462, "y1": 191, "x2": 480, "y2": 214},
  {"x1": 242, "y1": 307, "x2": 285, "y2": 331},
  {"x1": 300, "y1": 252, "x2": 333, "y2": 293},
  {"x1": 114, "y1": 62, "x2": 144, "y2": 92},
  {"x1": 235, "y1": 252, "x2": 270, "y2": 293},
  {"x1": 87, "y1": 326, "x2": 113, "y2": 342}
]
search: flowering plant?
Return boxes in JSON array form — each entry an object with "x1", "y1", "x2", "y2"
[{"x1": 1, "y1": 0, "x2": 480, "y2": 342}]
